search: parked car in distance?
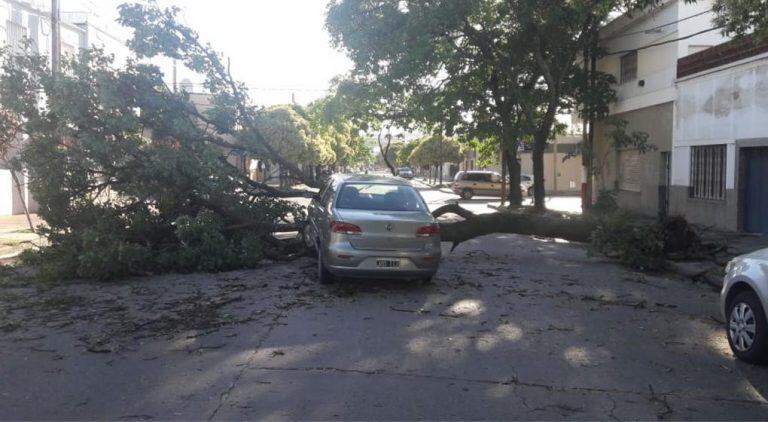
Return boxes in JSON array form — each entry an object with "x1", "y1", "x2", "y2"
[
  {"x1": 721, "y1": 248, "x2": 768, "y2": 363},
  {"x1": 521, "y1": 174, "x2": 533, "y2": 196},
  {"x1": 452, "y1": 170, "x2": 528, "y2": 199},
  {"x1": 304, "y1": 174, "x2": 441, "y2": 284},
  {"x1": 396, "y1": 167, "x2": 414, "y2": 179}
]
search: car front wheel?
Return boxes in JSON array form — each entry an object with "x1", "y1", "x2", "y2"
[
  {"x1": 727, "y1": 290, "x2": 768, "y2": 364},
  {"x1": 460, "y1": 189, "x2": 474, "y2": 200}
]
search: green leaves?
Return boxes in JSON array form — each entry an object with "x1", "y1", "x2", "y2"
[
  {"x1": 1, "y1": 39, "x2": 301, "y2": 280},
  {"x1": 711, "y1": 0, "x2": 768, "y2": 38},
  {"x1": 408, "y1": 135, "x2": 463, "y2": 167}
]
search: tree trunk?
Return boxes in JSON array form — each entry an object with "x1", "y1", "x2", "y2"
[
  {"x1": 501, "y1": 125, "x2": 522, "y2": 206},
  {"x1": 10, "y1": 170, "x2": 34, "y2": 231},
  {"x1": 532, "y1": 134, "x2": 546, "y2": 211},
  {"x1": 504, "y1": 148, "x2": 518, "y2": 201},
  {"x1": 432, "y1": 204, "x2": 595, "y2": 249},
  {"x1": 378, "y1": 131, "x2": 397, "y2": 176}
]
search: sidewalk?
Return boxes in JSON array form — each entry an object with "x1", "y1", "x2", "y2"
[{"x1": 0, "y1": 214, "x2": 44, "y2": 263}]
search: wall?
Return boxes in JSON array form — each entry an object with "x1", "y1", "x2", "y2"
[
  {"x1": 594, "y1": 102, "x2": 673, "y2": 216},
  {"x1": 0, "y1": 170, "x2": 12, "y2": 215},
  {"x1": 670, "y1": 54, "x2": 768, "y2": 231},
  {"x1": 519, "y1": 151, "x2": 582, "y2": 194},
  {"x1": 597, "y1": 0, "x2": 726, "y2": 116}
]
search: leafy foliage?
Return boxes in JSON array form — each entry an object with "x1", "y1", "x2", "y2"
[
  {"x1": 1, "y1": 43, "x2": 305, "y2": 281},
  {"x1": 408, "y1": 135, "x2": 463, "y2": 167},
  {"x1": 256, "y1": 105, "x2": 335, "y2": 166},
  {"x1": 712, "y1": 0, "x2": 768, "y2": 38},
  {"x1": 590, "y1": 212, "x2": 666, "y2": 271}
]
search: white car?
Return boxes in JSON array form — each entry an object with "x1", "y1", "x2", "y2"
[
  {"x1": 721, "y1": 248, "x2": 768, "y2": 363},
  {"x1": 521, "y1": 174, "x2": 533, "y2": 197}
]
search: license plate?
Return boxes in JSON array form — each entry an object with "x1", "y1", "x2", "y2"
[{"x1": 376, "y1": 258, "x2": 401, "y2": 269}]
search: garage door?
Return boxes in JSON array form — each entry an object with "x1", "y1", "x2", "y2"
[{"x1": 744, "y1": 147, "x2": 768, "y2": 234}]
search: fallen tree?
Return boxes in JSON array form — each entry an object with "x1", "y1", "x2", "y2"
[{"x1": 433, "y1": 204, "x2": 596, "y2": 250}]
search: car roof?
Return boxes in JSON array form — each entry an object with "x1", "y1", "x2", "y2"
[{"x1": 332, "y1": 173, "x2": 413, "y2": 186}]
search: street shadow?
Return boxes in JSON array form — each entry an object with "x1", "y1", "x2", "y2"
[{"x1": 4, "y1": 234, "x2": 768, "y2": 419}]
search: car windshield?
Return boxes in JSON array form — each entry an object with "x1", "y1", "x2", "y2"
[{"x1": 336, "y1": 183, "x2": 426, "y2": 212}]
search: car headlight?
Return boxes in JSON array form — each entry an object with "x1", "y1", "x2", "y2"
[{"x1": 725, "y1": 259, "x2": 735, "y2": 274}]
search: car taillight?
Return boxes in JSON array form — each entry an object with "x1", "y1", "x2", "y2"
[
  {"x1": 331, "y1": 221, "x2": 362, "y2": 235},
  {"x1": 416, "y1": 224, "x2": 440, "y2": 237}
]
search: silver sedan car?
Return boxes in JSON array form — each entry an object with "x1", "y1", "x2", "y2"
[
  {"x1": 722, "y1": 248, "x2": 768, "y2": 363},
  {"x1": 303, "y1": 174, "x2": 441, "y2": 284}
]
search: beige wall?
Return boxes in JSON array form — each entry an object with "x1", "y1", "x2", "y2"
[
  {"x1": 593, "y1": 102, "x2": 673, "y2": 217},
  {"x1": 519, "y1": 152, "x2": 582, "y2": 193}
]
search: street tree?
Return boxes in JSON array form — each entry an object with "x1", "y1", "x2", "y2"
[
  {"x1": 117, "y1": 4, "x2": 321, "y2": 187},
  {"x1": 408, "y1": 135, "x2": 463, "y2": 184},
  {"x1": 397, "y1": 140, "x2": 420, "y2": 168},
  {"x1": 305, "y1": 97, "x2": 372, "y2": 171},
  {"x1": 0, "y1": 45, "x2": 312, "y2": 280},
  {"x1": 326, "y1": 1, "x2": 547, "y2": 206},
  {"x1": 256, "y1": 105, "x2": 335, "y2": 185},
  {"x1": 712, "y1": 0, "x2": 768, "y2": 38}
]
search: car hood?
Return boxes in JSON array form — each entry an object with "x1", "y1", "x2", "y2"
[{"x1": 740, "y1": 247, "x2": 768, "y2": 262}]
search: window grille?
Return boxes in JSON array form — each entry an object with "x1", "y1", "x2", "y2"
[
  {"x1": 689, "y1": 145, "x2": 726, "y2": 200},
  {"x1": 6, "y1": 21, "x2": 26, "y2": 54},
  {"x1": 620, "y1": 51, "x2": 638, "y2": 84}
]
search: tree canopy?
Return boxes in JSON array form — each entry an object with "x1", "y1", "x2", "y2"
[
  {"x1": 408, "y1": 136, "x2": 463, "y2": 167},
  {"x1": 325, "y1": 0, "x2": 663, "y2": 210},
  {"x1": 256, "y1": 105, "x2": 335, "y2": 167}
]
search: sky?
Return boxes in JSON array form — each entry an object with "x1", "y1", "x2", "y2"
[{"x1": 64, "y1": 0, "x2": 352, "y2": 106}]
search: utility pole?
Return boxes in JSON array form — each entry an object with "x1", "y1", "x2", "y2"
[{"x1": 51, "y1": 0, "x2": 60, "y2": 76}]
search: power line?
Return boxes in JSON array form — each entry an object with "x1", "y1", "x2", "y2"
[
  {"x1": 602, "y1": 8, "x2": 712, "y2": 41},
  {"x1": 605, "y1": 26, "x2": 723, "y2": 56}
]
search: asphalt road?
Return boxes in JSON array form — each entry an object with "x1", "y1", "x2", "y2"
[{"x1": 2, "y1": 234, "x2": 767, "y2": 420}]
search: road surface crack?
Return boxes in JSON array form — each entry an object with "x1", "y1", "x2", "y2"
[{"x1": 247, "y1": 365, "x2": 768, "y2": 409}]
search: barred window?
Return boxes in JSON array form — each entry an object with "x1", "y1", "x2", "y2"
[
  {"x1": 618, "y1": 149, "x2": 642, "y2": 192},
  {"x1": 6, "y1": 20, "x2": 26, "y2": 55},
  {"x1": 689, "y1": 145, "x2": 726, "y2": 200},
  {"x1": 620, "y1": 51, "x2": 637, "y2": 84}
]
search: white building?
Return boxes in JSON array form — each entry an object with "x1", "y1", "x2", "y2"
[
  {"x1": 0, "y1": 0, "x2": 127, "y2": 216},
  {"x1": 671, "y1": 37, "x2": 768, "y2": 233},
  {"x1": 593, "y1": 0, "x2": 727, "y2": 217}
]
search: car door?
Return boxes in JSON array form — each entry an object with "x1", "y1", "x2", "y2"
[
  {"x1": 309, "y1": 180, "x2": 335, "y2": 246},
  {"x1": 487, "y1": 173, "x2": 502, "y2": 196},
  {"x1": 475, "y1": 173, "x2": 494, "y2": 195},
  {"x1": 465, "y1": 173, "x2": 483, "y2": 194}
]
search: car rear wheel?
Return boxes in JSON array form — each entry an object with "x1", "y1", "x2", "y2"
[
  {"x1": 460, "y1": 189, "x2": 474, "y2": 200},
  {"x1": 727, "y1": 290, "x2": 768, "y2": 364},
  {"x1": 317, "y1": 245, "x2": 335, "y2": 285}
]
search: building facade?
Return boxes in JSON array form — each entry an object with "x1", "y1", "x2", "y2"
[
  {"x1": 593, "y1": 0, "x2": 726, "y2": 217},
  {"x1": 670, "y1": 37, "x2": 768, "y2": 233}
]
